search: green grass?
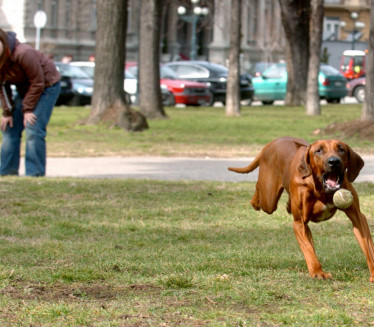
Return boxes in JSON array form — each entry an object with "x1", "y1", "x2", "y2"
[
  {"x1": 42, "y1": 103, "x2": 372, "y2": 157},
  {"x1": 1, "y1": 178, "x2": 374, "y2": 326},
  {"x1": 1, "y1": 103, "x2": 374, "y2": 325}
]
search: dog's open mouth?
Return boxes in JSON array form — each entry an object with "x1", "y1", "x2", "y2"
[{"x1": 323, "y1": 172, "x2": 342, "y2": 192}]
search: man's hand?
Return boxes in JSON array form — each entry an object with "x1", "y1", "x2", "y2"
[
  {"x1": 1, "y1": 116, "x2": 13, "y2": 132},
  {"x1": 24, "y1": 112, "x2": 37, "y2": 126}
]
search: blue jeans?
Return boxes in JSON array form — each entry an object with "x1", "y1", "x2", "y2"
[{"x1": 0, "y1": 82, "x2": 61, "y2": 176}]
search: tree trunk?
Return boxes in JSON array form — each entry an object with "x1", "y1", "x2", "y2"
[
  {"x1": 87, "y1": 0, "x2": 148, "y2": 131},
  {"x1": 226, "y1": 0, "x2": 241, "y2": 116},
  {"x1": 362, "y1": 0, "x2": 374, "y2": 122},
  {"x1": 138, "y1": 0, "x2": 167, "y2": 119},
  {"x1": 306, "y1": 0, "x2": 324, "y2": 115},
  {"x1": 278, "y1": 0, "x2": 310, "y2": 106}
]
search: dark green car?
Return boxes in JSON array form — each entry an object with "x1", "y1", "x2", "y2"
[{"x1": 252, "y1": 63, "x2": 348, "y2": 105}]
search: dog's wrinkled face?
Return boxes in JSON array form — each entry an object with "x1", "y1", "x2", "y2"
[{"x1": 308, "y1": 140, "x2": 349, "y2": 193}]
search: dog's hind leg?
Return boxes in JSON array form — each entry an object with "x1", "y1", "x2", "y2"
[{"x1": 252, "y1": 167, "x2": 284, "y2": 214}]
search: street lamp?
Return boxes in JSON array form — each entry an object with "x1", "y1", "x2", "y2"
[
  {"x1": 178, "y1": 0, "x2": 209, "y2": 60},
  {"x1": 340, "y1": 11, "x2": 365, "y2": 50},
  {"x1": 33, "y1": 10, "x2": 47, "y2": 50}
]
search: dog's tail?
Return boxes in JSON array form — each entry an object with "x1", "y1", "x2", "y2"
[{"x1": 228, "y1": 154, "x2": 261, "y2": 174}]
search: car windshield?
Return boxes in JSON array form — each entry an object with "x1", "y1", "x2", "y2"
[
  {"x1": 56, "y1": 64, "x2": 91, "y2": 79},
  {"x1": 125, "y1": 70, "x2": 136, "y2": 79},
  {"x1": 204, "y1": 62, "x2": 228, "y2": 74},
  {"x1": 262, "y1": 64, "x2": 286, "y2": 78},
  {"x1": 77, "y1": 65, "x2": 95, "y2": 78},
  {"x1": 160, "y1": 66, "x2": 179, "y2": 79},
  {"x1": 320, "y1": 65, "x2": 341, "y2": 76},
  {"x1": 71, "y1": 64, "x2": 137, "y2": 80},
  {"x1": 127, "y1": 66, "x2": 179, "y2": 80}
]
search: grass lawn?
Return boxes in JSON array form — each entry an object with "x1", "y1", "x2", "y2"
[
  {"x1": 43, "y1": 103, "x2": 373, "y2": 157},
  {"x1": 0, "y1": 178, "x2": 374, "y2": 326},
  {"x1": 1, "y1": 103, "x2": 374, "y2": 325}
]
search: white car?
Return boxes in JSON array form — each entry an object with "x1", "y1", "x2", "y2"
[{"x1": 69, "y1": 61, "x2": 137, "y2": 104}]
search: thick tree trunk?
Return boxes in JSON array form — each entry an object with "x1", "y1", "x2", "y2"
[
  {"x1": 226, "y1": 0, "x2": 241, "y2": 116},
  {"x1": 306, "y1": 0, "x2": 324, "y2": 115},
  {"x1": 87, "y1": 0, "x2": 148, "y2": 131},
  {"x1": 278, "y1": 0, "x2": 310, "y2": 106},
  {"x1": 362, "y1": 0, "x2": 374, "y2": 122},
  {"x1": 138, "y1": 0, "x2": 167, "y2": 119}
]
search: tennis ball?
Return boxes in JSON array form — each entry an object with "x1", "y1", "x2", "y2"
[{"x1": 333, "y1": 189, "x2": 353, "y2": 209}]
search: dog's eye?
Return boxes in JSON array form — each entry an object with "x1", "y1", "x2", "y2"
[
  {"x1": 314, "y1": 148, "x2": 323, "y2": 154},
  {"x1": 338, "y1": 146, "x2": 346, "y2": 153}
]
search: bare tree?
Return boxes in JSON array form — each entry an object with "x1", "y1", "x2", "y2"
[
  {"x1": 362, "y1": 0, "x2": 374, "y2": 122},
  {"x1": 254, "y1": 2, "x2": 285, "y2": 64},
  {"x1": 226, "y1": 0, "x2": 241, "y2": 116},
  {"x1": 278, "y1": 0, "x2": 310, "y2": 106},
  {"x1": 138, "y1": 0, "x2": 167, "y2": 119},
  {"x1": 306, "y1": 0, "x2": 324, "y2": 115},
  {"x1": 87, "y1": 0, "x2": 148, "y2": 131}
]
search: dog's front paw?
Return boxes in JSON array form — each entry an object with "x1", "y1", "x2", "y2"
[
  {"x1": 310, "y1": 270, "x2": 332, "y2": 280},
  {"x1": 370, "y1": 276, "x2": 374, "y2": 283}
]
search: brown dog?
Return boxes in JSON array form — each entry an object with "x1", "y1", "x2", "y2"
[{"x1": 228, "y1": 137, "x2": 374, "y2": 282}]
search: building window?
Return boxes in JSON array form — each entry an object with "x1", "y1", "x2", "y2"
[
  {"x1": 37, "y1": 0, "x2": 44, "y2": 10},
  {"x1": 325, "y1": 0, "x2": 341, "y2": 3},
  {"x1": 51, "y1": 0, "x2": 58, "y2": 28},
  {"x1": 323, "y1": 17, "x2": 340, "y2": 41},
  {"x1": 91, "y1": 0, "x2": 97, "y2": 31},
  {"x1": 65, "y1": 0, "x2": 71, "y2": 37},
  {"x1": 247, "y1": 0, "x2": 258, "y2": 44}
]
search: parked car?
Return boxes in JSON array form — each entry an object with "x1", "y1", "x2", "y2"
[
  {"x1": 11, "y1": 79, "x2": 73, "y2": 107},
  {"x1": 252, "y1": 63, "x2": 348, "y2": 105},
  {"x1": 54, "y1": 75, "x2": 73, "y2": 106},
  {"x1": 126, "y1": 63, "x2": 212, "y2": 106},
  {"x1": 250, "y1": 62, "x2": 275, "y2": 77},
  {"x1": 164, "y1": 60, "x2": 254, "y2": 105},
  {"x1": 69, "y1": 61, "x2": 95, "y2": 77},
  {"x1": 69, "y1": 61, "x2": 136, "y2": 104},
  {"x1": 160, "y1": 84, "x2": 175, "y2": 106},
  {"x1": 54, "y1": 62, "x2": 93, "y2": 106},
  {"x1": 347, "y1": 76, "x2": 366, "y2": 103}
]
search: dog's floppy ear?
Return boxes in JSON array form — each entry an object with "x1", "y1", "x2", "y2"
[
  {"x1": 347, "y1": 146, "x2": 364, "y2": 182},
  {"x1": 298, "y1": 146, "x2": 312, "y2": 179}
]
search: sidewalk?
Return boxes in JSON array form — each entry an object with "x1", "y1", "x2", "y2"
[
  {"x1": 21, "y1": 157, "x2": 257, "y2": 182},
  {"x1": 18, "y1": 155, "x2": 374, "y2": 183}
]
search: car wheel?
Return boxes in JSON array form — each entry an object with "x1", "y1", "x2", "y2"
[
  {"x1": 354, "y1": 85, "x2": 365, "y2": 103},
  {"x1": 262, "y1": 100, "x2": 274, "y2": 105},
  {"x1": 326, "y1": 98, "x2": 340, "y2": 104},
  {"x1": 241, "y1": 99, "x2": 252, "y2": 106},
  {"x1": 125, "y1": 92, "x2": 132, "y2": 105},
  {"x1": 207, "y1": 95, "x2": 215, "y2": 106},
  {"x1": 68, "y1": 95, "x2": 82, "y2": 106},
  {"x1": 162, "y1": 93, "x2": 175, "y2": 106}
]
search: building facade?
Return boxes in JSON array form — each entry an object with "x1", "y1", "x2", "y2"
[
  {"x1": 323, "y1": 0, "x2": 370, "y2": 69},
  {"x1": 0, "y1": 0, "x2": 97, "y2": 60},
  {"x1": 0, "y1": 0, "x2": 370, "y2": 72}
]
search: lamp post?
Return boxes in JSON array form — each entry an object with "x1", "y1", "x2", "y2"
[
  {"x1": 33, "y1": 10, "x2": 47, "y2": 50},
  {"x1": 340, "y1": 11, "x2": 365, "y2": 50},
  {"x1": 178, "y1": 0, "x2": 209, "y2": 60},
  {"x1": 350, "y1": 11, "x2": 359, "y2": 50}
]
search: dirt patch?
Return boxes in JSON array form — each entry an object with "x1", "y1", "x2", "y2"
[
  {"x1": 319, "y1": 120, "x2": 374, "y2": 141},
  {"x1": 0, "y1": 280, "x2": 162, "y2": 301}
]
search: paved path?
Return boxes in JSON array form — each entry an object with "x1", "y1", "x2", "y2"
[{"x1": 19, "y1": 156, "x2": 374, "y2": 183}]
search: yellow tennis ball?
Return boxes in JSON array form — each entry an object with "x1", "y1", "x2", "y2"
[{"x1": 333, "y1": 189, "x2": 353, "y2": 209}]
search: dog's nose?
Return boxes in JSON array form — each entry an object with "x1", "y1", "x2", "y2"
[{"x1": 327, "y1": 156, "x2": 341, "y2": 168}]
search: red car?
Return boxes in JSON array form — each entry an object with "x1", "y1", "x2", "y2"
[
  {"x1": 346, "y1": 77, "x2": 366, "y2": 103},
  {"x1": 126, "y1": 62, "x2": 212, "y2": 106}
]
